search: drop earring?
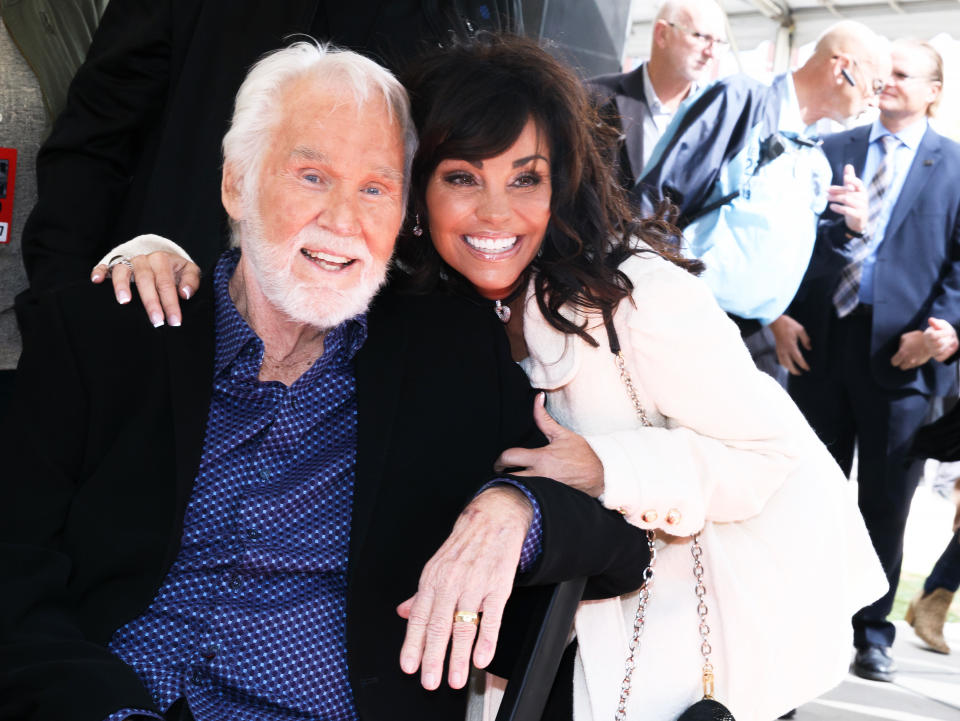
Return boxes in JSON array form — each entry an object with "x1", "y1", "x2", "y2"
[{"x1": 413, "y1": 213, "x2": 424, "y2": 237}]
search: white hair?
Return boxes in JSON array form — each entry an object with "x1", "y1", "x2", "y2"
[{"x1": 222, "y1": 40, "x2": 417, "y2": 210}]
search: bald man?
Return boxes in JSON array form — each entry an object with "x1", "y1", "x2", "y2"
[
  {"x1": 639, "y1": 21, "x2": 890, "y2": 383},
  {"x1": 589, "y1": 0, "x2": 727, "y2": 191}
]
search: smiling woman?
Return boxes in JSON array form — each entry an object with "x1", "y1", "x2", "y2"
[
  {"x1": 424, "y1": 119, "x2": 552, "y2": 302},
  {"x1": 397, "y1": 34, "x2": 699, "y2": 350},
  {"x1": 393, "y1": 33, "x2": 887, "y2": 721}
]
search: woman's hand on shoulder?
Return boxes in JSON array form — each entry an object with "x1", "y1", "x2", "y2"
[
  {"x1": 494, "y1": 393, "x2": 605, "y2": 497},
  {"x1": 91, "y1": 235, "x2": 200, "y2": 327}
]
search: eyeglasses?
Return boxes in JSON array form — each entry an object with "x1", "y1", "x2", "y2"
[{"x1": 666, "y1": 21, "x2": 729, "y2": 50}]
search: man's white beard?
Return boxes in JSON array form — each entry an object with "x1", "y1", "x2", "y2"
[{"x1": 238, "y1": 205, "x2": 390, "y2": 331}]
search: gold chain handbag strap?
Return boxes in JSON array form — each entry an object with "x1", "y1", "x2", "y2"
[{"x1": 603, "y1": 313, "x2": 716, "y2": 721}]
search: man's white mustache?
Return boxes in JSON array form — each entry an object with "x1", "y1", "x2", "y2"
[{"x1": 296, "y1": 226, "x2": 373, "y2": 265}]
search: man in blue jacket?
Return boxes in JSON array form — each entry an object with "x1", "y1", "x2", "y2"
[
  {"x1": 773, "y1": 39, "x2": 960, "y2": 681},
  {"x1": 639, "y1": 21, "x2": 889, "y2": 382}
]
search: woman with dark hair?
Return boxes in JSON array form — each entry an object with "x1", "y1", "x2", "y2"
[{"x1": 96, "y1": 35, "x2": 884, "y2": 721}]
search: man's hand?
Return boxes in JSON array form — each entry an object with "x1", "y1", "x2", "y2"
[
  {"x1": 923, "y1": 317, "x2": 959, "y2": 362},
  {"x1": 769, "y1": 314, "x2": 812, "y2": 375},
  {"x1": 891, "y1": 330, "x2": 934, "y2": 370},
  {"x1": 92, "y1": 251, "x2": 200, "y2": 328},
  {"x1": 397, "y1": 486, "x2": 533, "y2": 690},
  {"x1": 493, "y1": 393, "x2": 604, "y2": 497},
  {"x1": 826, "y1": 164, "x2": 869, "y2": 235}
]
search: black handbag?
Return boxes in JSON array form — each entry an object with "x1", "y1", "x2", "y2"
[
  {"x1": 676, "y1": 698, "x2": 736, "y2": 721},
  {"x1": 605, "y1": 313, "x2": 736, "y2": 721}
]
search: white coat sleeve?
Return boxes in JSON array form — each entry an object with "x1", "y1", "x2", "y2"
[{"x1": 585, "y1": 261, "x2": 809, "y2": 536}]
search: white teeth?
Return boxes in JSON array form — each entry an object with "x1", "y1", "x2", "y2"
[
  {"x1": 464, "y1": 235, "x2": 518, "y2": 252},
  {"x1": 302, "y1": 248, "x2": 353, "y2": 264}
]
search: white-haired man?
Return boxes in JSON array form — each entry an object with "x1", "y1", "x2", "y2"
[
  {"x1": 0, "y1": 44, "x2": 648, "y2": 721},
  {"x1": 589, "y1": 0, "x2": 728, "y2": 190}
]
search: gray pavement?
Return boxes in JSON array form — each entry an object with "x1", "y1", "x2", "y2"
[
  {"x1": 789, "y1": 477, "x2": 960, "y2": 720},
  {"x1": 794, "y1": 621, "x2": 960, "y2": 720}
]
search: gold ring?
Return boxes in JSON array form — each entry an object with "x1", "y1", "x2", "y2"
[{"x1": 453, "y1": 610, "x2": 480, "y2": 625}]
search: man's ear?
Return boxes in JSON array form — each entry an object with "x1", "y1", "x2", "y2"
[
  {"x1": 222, "y1": 163, "x2": 245, "y2": 222},
  {"x1": 832, "y1": 54, "x2": 851, "y2": 85},
  {"x1": 652, "y1": 19, "x2": 669, "y2": 50}
]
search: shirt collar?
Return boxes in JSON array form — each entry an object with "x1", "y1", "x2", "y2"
[
  {"x1": 779, "y1": 72, "x2": 811, "y2": 136},
  {"x1": 212, "y1": 249, "x2": 368, "y2": 380},
  {"x1": 642, "y1": 63, "x2": 698, "y2": 115},
  {"x1": 870, "y1": 116, "x2": 928, "y2": 150}
]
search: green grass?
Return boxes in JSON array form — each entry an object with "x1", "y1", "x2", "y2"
[{"x1": 892, "y1": 571, "x2": 960, "y2": 623}]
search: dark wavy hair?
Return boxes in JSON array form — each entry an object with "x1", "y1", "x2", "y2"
[{"x1": 396, "y1": 33, "x2": 701, "y2": 346}]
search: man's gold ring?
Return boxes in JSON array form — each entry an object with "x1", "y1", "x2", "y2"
[{"x1": 453, "y1": 610, "x2": 480, "y2": 625}]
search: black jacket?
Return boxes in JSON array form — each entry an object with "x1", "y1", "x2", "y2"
[{"x1": 0, "y1": 276, "x2": 649, "y2": 721}]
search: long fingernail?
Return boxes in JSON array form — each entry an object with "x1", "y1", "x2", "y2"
[
  {"x1": 181, "y1": 286, "x2": 192, "y2": 299},
  {"x1": 170, "y1": 315, "x2": 182, "y2": 328},
  {"x1": 150, "y1": 312, "x2": 165, "y2": 328},
  {"x1": 118, "y1": 291, "x2": 131, "y2": 304}
]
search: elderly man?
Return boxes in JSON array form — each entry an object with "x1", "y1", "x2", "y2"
[
  {"x1": 0, "y1": 45, "x2": 648, "y2": 721},
  {"x1": 774, "y1": 39, "x2": 960, "y2": 681},
  {"x1": 639, "y1": 21, "x2": 890, "y2": 382},
  {"x1": 589, "y1": 0, "x2": 727, "y2": 191}
]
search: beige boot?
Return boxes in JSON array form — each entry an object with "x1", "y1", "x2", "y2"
[{"x1": 906, "y1": 588, "x2": 954, "y2": 654}]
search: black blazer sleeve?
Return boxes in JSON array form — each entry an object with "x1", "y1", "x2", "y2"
[
  {"x1": 0, "y1": 287, "x2": 164, "y2": 721},
  {"x1": 21, "y1": 0, "x2": 189, "y2": 291}
]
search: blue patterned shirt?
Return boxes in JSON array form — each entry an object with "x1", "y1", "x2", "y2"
[{"x1": 107, "y1": 250, "x2": 541, "y2": 721}]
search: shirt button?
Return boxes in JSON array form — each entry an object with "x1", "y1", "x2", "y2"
[
  {"x1": 224, "y1": 571, "x2": 242, "y2": 590},
  {"x1": 640, "y1": 509, "x2": 658, "y2": 523},
  {"x1": 191, "y1": 670, "x2": 204, "y2": 684},
  {"x1": 201, "y1": 644, "x2": 219, "y2": 660},
  {"x1": 258, "y1": 469, "x2": 270, "y2": 481},
  {"x1": 245, "y1": 528, "x2": 261, "y2": 541},
  {"x1": 665, "y1": 509, "x2": 682, "y2": 526}
]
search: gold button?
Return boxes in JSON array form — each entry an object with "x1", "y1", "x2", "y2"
[
  {"x1": 665, "y1": 509, "x2": 681, "y2": 526},
  {"x1": 641, "y1": 509, "x2": 658, "y2": 523},
  {"x1": 616, "y1": 507, "x2": 627, "y2": 516}
]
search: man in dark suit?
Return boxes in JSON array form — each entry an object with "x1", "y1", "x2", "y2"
[
  {"x1": 772, "y1": 39, "x2": 960, "y2": 682},
  {"x1": 0, "y1": 45, "x2": 648, "y2": 721},
  {"x1": 587, "y1": 0, "x2": 727, "y2": 193}
]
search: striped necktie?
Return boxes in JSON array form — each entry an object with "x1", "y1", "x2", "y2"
[{"x1": 832, "y1": 134, "x2": 901, "y2": 318}]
